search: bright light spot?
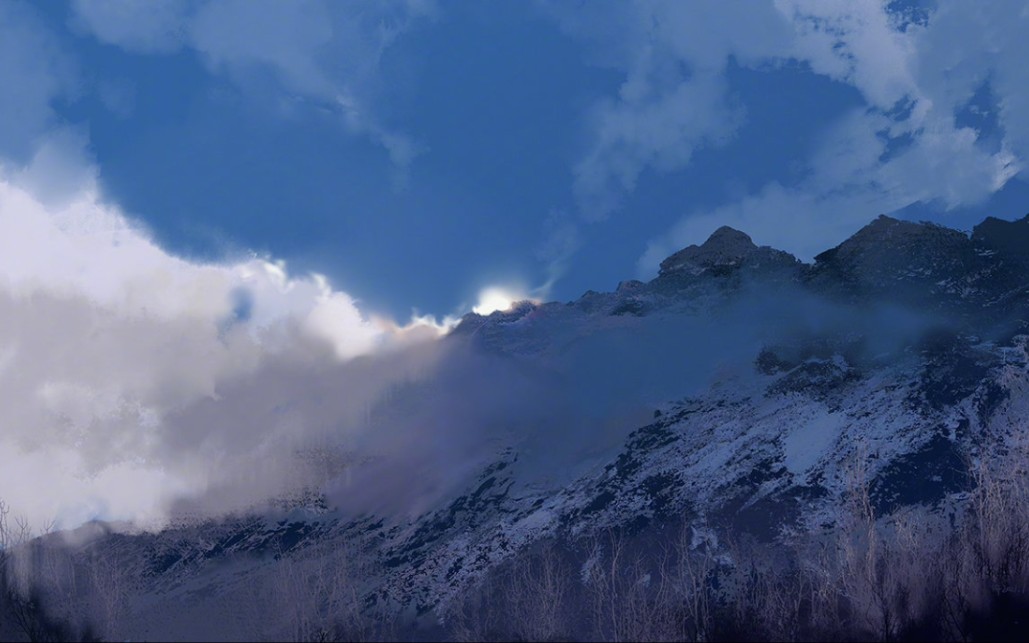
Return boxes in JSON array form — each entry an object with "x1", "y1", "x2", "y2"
[{"x1": 473, "y1": 286, "x2": 528, "y2": 315}]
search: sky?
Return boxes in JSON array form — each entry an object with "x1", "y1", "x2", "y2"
[
  {"x1": 5, "y1": 0, "x2": 1029, "y2": 319},
  {"x1": 3, "y1": 0, "x2": 1029, "y2": 530}
]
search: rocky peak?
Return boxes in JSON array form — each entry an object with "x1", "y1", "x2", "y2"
[
  {"x1": 813, "y1": 215, "x2": 972, "y2": 268},
  {"x1": 657, "y1": 226, "x2": 800, "y2": 280},
  {"x1": 807, "y1": 215, "x2": 984, "y2": 307},
  {"x1": 658, "y1": 226, "x2": 756, "y2": 276},
  {"x1": 658, "y1": 226, "x2": 757, "y2": 276},
  {"x1": 704, "y1": 226, "x2": 757, "y2": 253}
]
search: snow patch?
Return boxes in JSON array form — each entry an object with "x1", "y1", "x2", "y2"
[{"x1": 782, "y1": 409, "x2": 843, "y2": 474}]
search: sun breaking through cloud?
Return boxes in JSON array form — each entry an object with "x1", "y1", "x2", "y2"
[{"x1": 472, "y1": 286, "x2": 536, "y2": 316}]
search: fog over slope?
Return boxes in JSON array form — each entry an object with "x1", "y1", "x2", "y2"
[
  {"x1": 6, "y1": 167, "x2": 1022, "y2": 535},
  {"x1": 0, "y1": 168, "x2": 952, "y2": 533},
  {"x1": 0, "y1": 172, "x2": 446, "y2": 530}
]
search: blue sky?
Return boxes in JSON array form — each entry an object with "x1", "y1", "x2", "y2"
[
  {"x1": 4, "y1": 0, "x2": 1029, "y2": 529},
  {"x1": 5, "y1": 0, "x2": 1029, "y2": 320}
]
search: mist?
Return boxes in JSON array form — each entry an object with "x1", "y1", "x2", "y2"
[{"x1": 0, "y1": 170, "x2": 957, "y2": 533}]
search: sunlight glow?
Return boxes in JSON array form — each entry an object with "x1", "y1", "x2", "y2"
[{"x1": 473, "y1": 286, "x2": 528, "y2": 315}]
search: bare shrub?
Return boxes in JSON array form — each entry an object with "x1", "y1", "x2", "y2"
[
  {"x1": 502, "y1": 540, "x2": 574, "y2": 641},
  {"x1": 446, "y1": 539, "x2": 576, "y2": 642},
  {"x1": 967, "y1": 446, "x2": 1029, "y2": 593},
  {"x1": 445, "y1": 567, "x2": 507, "y2": 642},
  {"x1": 270, "y1": 538, "x2": 396, "y2": 642},
  {"x1": 0, "y1": 501, "x2": 98, "y2": 642},
  {"x1": 581, "y1": 525, "x2": 722, "y2": 642}
]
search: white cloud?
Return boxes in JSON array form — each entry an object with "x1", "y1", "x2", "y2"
[
  {"x1": 0, "y1": 3, "x2": 464, "y2": 528},
  {"x1": 187, "y1": 0, "x2": 336, "y2": 96},
  {"x1": 777, "y1": 0, "x2": 921, "y2": 110},
  {"x1": 0, "y1": 147, "x2": 797, "y2": 531},
  {"x1": 550, "y1": 0, "x2": 954, "y2": 220},
  {"x1": 574, "y1": 70, "x2": 742, "y2": 220},
  {"x1": 69, "y1": 0, "x2": 190, "y2": 54},
  {"x1": 70, "y1": 0, "x2": 434, "y2": 172},
  {"x1": 0, "y1": 156, "x2": 452, "y2": 530},
  {"x1": 544, "y1": 0, "x2": 795, "y2": 219},
  {"x1": 913, "y1": 2, "x2": 1029, "y2": 169}
]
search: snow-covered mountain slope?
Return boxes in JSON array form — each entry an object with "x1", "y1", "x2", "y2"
[{"x1": 24, "y1": 214, "x2": 1029, "y2": 637}]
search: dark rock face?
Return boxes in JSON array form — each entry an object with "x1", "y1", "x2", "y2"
[
  {"x1": 805, "y1": 215, "x2": 982, "y2": 306},
  {"x1": 972, "y1": 213, "x2": 1029, "y2": 269},
  {"x1": 795, "y1": 214, "x2": 1029, "y2": 326},
  {"x1": 455, "y1": 213, "x2": 1029, "y2": 357},
  {"x1": 970, "y1": 214, "x2": 1029, "y2": 321},
  {"x1": 659, "y1": 226, "x2": 758, "y2": 275}
]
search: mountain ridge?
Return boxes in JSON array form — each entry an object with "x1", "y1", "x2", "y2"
[
  {"x1": 6, "y1": 211, "x2": 1029, "y2": 641},
  {"x1": 458, "y1": 213, "x2": 1029, "y2": 353}
]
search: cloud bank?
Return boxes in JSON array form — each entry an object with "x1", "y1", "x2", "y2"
[
  {"x1": 0, "y1": 148, "x2": 951, "y2": 534},
  {"x1": 0, "y1": 161, "x2": 740, "y2": 530},
  {"x1": 0, "y1": 152, "x2": 451, "y2": 530}
]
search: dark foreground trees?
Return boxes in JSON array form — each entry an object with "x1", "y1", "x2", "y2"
[
  {"x1": 443, "y1": 447, "x2": 1029, "y2": 642},
  {"x1": 0, "y1": 500, "x2": 99, "y2": 642},
  {"x1": 3, "y1": 443, "x2": 1029, "y2": 641}
]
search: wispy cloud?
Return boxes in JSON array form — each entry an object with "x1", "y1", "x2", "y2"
[
  {"x1": 639, "y1": 103, "x2": 1019, "y2": 274},
  {"x1": 544, "y1": 1, "x2": 1025, "y2": 270},
  {"x1": 0, "y1": 1, "x2": 78, "y2": 162},
  {"x1": 542, "y1": 0, "x2": 794, "y2": 219},
  {"x1": 70, "y1": 0, "x2": 434, "y2": 175}
]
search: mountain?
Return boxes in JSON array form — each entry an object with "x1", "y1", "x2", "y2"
[{"x1": 5, "y1": 213, "x2": 1029, "y2": 641}]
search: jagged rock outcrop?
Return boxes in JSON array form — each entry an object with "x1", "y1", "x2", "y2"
[
  {"x1": 804, "y1": 215, "x2": 982, "y2": 307},
  {"x1": 658, "y1": 226, "x2": 800, "y2": 277}
]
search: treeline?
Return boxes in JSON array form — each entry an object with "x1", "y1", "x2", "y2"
[
  {"x1": 0, "y1": 501, "x2": 107, "y2": 642},
  {"x1": 446, "y1": 451, "x2": 1029, "y2": 642},
  {"x1": 2, "y1": 447, "x2": 1029, "y2": 641},
  {"x1": 0, "y1": 504, "x2": 397, "y2": 642}
]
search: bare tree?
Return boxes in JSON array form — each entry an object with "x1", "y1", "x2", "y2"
[
  {"x1": 0, "y1": 500, "x2": 97, "y2": 642},
  {"x1": 267, "y1": 536, "x2": 395, "y2": 642},
  {"x1": 81, "y1": 546, "x2": 130, "y2": 640},
  {"x1": 581, "y1": 528, "x2": 684, "y2": 642},
  {"x1": 446, "y1": 570, "x2": 506, "y2": 643},
  {"x1": 499, "y1": 539, "x2": 574, "y2": 641},
  {"x1": 660, "y1": 523, "x2": 715, "y2": 642},
  {"x1": 967, "y1": 447, "x2": 1029, "y2": 593}
]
